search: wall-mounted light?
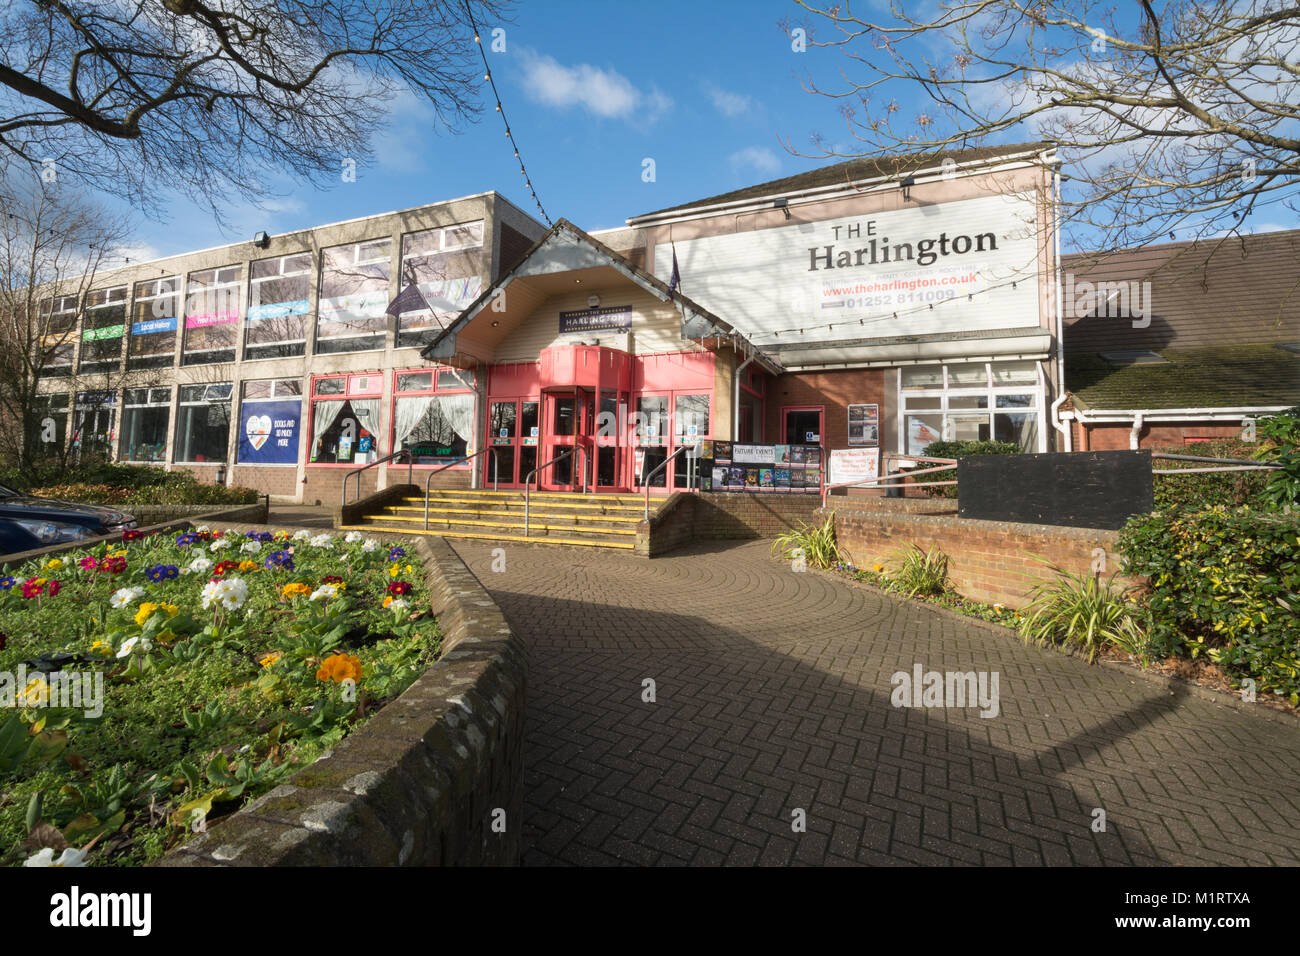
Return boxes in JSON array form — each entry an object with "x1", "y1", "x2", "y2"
[
  {"x1": 587, "y1": 294, "x2": 600, "y2": 308},
  {"x1": 900, "y1": 175, "x2": 916, "y2": 202},
  {"x1": 773, "y1": 197, "x2": 791, "y2": 220},
  {"x1": 253, "y1": 231, "x2": 270, "y2": 248}
]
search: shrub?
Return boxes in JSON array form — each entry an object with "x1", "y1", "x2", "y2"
[
  {"x1": 1118, "y1": 505, "x2": 1300, "y2": 702},
  {"x1": 1254, "y1": 406, "x2": 1300, "y2": 508},
  {"x1": 771, "y1": 514, "x2": 842, "y2": 569},
  {"x1": 883, "y1": 544, "x2": 949, "y2": 597},
  {"x1": 917, "y1": 440, "x2": 1020, "y2": 498},
  {"x1": 1016, "y1": 567, "x2": 1146, "y2": 663},
  {"x1": 28, "y1": 480, "x2": 258, "y2": 507},
  {"x1": 1152, "y1": 437, "x2": 1271, "y2": 511}
]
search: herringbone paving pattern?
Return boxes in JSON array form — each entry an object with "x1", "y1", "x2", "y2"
[{"x1": 451, "y1": 539, "x2": 1300, "y2": 866}]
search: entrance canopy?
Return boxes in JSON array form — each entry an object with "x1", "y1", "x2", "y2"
[{"x1": 419, "y1": 218, "x2": 783, "y2": 375}]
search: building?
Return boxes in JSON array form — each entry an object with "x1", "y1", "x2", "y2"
[
  {"x1": 31, "y1": 192, "x2": 547, "y2": 503},
  {"x1": 1060, "y1": 229, "x2": 1300, "y2": 450},
  {"x1": 31, "y1": 142, "x2": 1069, "y2": 502}
]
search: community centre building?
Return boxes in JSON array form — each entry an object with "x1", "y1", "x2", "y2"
[{"x1": 44, "y1": 139, "x2": 1256, "y2": 504}]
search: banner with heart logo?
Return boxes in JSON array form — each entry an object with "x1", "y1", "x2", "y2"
[{"x1": 237, "y1": 400, "x2": 301, "y2": 465}]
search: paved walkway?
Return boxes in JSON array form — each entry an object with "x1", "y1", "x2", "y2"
[{"x1": 450, "y1": 539, "x2": 1300, "y2": 866}]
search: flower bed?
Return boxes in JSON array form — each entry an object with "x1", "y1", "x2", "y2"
[{"x1": 0, "y1": 527, "x2": 438, "y2": 867}]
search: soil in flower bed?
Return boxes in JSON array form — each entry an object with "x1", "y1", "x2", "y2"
[{"x1": 0, "y1": 529, "x2": 439, "y2": 867}]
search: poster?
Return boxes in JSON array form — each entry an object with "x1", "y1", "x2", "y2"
[
  {"x1": 712, "y1": 466, "x2": 728, "y2": 488},
  {"x1": 829, "y1": 447, "x2": 880, "y2": 487},
  {"x1": 908, "y1": 417, "x2": 942, "y2": 455},
  {"x1": 238, "y1": 399, "x2": 301, "y2": 465},
  {"x1": 733, "y1": 444, "x2": 776, "y2": 464},
  {"x1": 713, "y1": 441, "x2": 732, "y2": 463},
  {"x1": 848, "y1": 404, "x2": 880, "y2": 447}
]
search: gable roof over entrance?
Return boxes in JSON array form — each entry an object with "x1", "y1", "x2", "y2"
[{"x1": 418, "y1": 218, "x2": 783, "y2": 373}]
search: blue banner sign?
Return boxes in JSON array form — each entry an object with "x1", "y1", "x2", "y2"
[
  {"x1": 238, "y1": 399, "x2": 301, "y2": 464},
  {"x1": 131, "y1": 316, "x2": 177, "y2": 335}
]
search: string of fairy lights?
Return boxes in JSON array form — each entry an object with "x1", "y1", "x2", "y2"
[{"x1": 464, "y1": 1, "x2": 551, "y2": 227}]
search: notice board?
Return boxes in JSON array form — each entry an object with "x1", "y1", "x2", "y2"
[{"x1": 957, "y1": 450, "x2": 1153, "y2": 530}]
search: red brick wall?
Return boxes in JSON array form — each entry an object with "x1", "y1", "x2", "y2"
[
  {"x1": 766, "y1": 369, "x2": 886, "y2": 447},
  {"x1": 1080, "y1": 421, "x2": 1244, "y2": 451},
  {"x1": 824, "y1": 505, "x2": 1140, "y2": 608},
  {"x1": 229, "y1": 466, "x2": 298, "y2": 499}
]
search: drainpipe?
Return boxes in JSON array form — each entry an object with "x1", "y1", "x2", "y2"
[
  {"x1": 1052, "y1": 164, "x2": 1070, "y2": 452},
  {"x1": 1129, "y1": 412, "x2": 1144, "y2": 450},
  {"x1": 733, "y1": 340, "x2": 756, "y2": 441},
  {"x1": 1050, "y1": 392, "x2": 1073, "y2": 452}
]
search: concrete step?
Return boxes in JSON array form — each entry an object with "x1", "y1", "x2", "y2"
[
  {"x1": 382, "y1": 506, "x2": 640, "y2": 526},
  {"x1": 337, "y1": 524, "x2": 636, "y2": 550},
  {"x1": 364, "y1": 513, "x2": 637, "y2": 537},
  {"x1": 398, "y1": 496, "x2": 643, "y2": 515}
]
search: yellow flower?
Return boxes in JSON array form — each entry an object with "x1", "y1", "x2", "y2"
[
  {"x1": 44, "y1": 558, "x2": 63, "y2": 571},
  {"x1": 159, "y1": 603, "x2": 178, "y2": 617},
  {"x1": 18, "y1": 677, "x2": 48, "y2": 708},
  {"x1": 872, "y1": 563, "x2": 885, "y2": 572},
  {"x1": 388, "y1": 564, "x2": 400, "y2": 578},
  {"x1": 110, "y1": 550, "x2": 127, "y2": 559},
  {"x1": 316, "y1": 653, "x2": 363, "y2": 684},
  {"x1": 281, "y1": 583, "x2": 311, "y2": 599},
  {"x1": 259, "y1": 652, "x2": 281, "y2": 670},
  {"x1": 238, "y1": 560, "x2": 259, "y2": 572},
  {"x1": 134, "y1": 602, "x2": 159, "y2": 626},
  {"x1": 90, "y1": 639, "x2": 113, "y2": 655}
]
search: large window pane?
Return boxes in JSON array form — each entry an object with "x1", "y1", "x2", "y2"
[
  {"x1": 995, "y1": 413, "x2": 1038, "y2": 452},
  {"x1": 33, "y1": 394, "x2": 69, "y2": 460},
  {"x1": 246, "y1": 253, "x2": 311, "y2": 359},
  {"x1": 183, "y1": 266, "x2": 241, "y2": 365},
  {"x1": 80, "y1": 286, "x2": 127, "y2": 373},
  {"x1": 175, "y1": 384, "x2": 231, "y2": 462},
  {"x1": 674, "y1": 394, "x2": 710, "y2": 438},
  {"x1": 396, "y1": 224, "x2": 484, "y2": 348},
  {"x1": 394, "y1": 396, "x2": 470, "y2": 461},
  {"x1": 317, "y1": 239, "x2": 391, "y2": 353},
  {"x1": 129, "y1": 276, "x2": 179, "y2": 369}
]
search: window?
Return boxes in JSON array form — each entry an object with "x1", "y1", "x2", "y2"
[
  {"x1": 129, "y1": 277, "x2": 179, "y2": 369},
  {"x1": 239, "y1": 378, "x2": 303, "y2": 464},
  {"x1": 899, "y1": 361, "x2": 1045, "y2": 454},
  {"x1": 396, "y1": 223, "x2": 484, "y2": 348},
  {"x1": 317, "y1": 239, "x2": 391, "y2": 353},
  {"x1": 246, "y1": 253, "x2": 311, "y2": 359},
  {"x1": 72, "y1": 391, "x2": 116, "y2": 463},
  {"x1": 80, "y1": 286, "x2": 127, "y2": 374},
  {"x1": 120, "y1": 388, "x2": 171, "y2": 462},
  {"x1": 183, "y1": 266, "x2": 242, "y2": 365},
  {"x1": 33, "y1": 393, "x2": 69, "y2": 458},
  {"x1": 174, "y1": 383, "x2": 232, "y2": 462},
  {"x1": 390, "y1": 366, "x2": 475, "y2": 463},
  {"x1": 37, "y1": 296, "x2": 78, "y2": 375},
  {"x1": 310, "y1": 374, "x2": 382, "y2": 464}
]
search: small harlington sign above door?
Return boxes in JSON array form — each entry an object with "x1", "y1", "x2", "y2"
[{"x1": 559, "y1": 305, "x2": 632, "y2": 334}]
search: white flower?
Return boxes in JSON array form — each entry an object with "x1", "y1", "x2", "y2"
[
  {"x1": 344, "y1": 531, "x2": 364, "y2": 543},
  {"x1": 194, "y1": 525, "x2": 210, "y2": 533},
  {"x1": 109, "y1": 586, "x2": 146, "y2": 609},
  {"x1": 292, "y1": 530, "x2": 311, "y2": 541},
  {"x1": 23, "y1": 847, "x2": 88, "y2": 867},
  {"x1": 386, "y1": 598, "x2": 409, "y2": 612},
  {"x1": 240, "y1": 540, "x2": 263, "y2": 554},
  {"x1": 209, "y1": 539, "x2": 231, "y2": 552},
  {"x1": 201, "y1": 580, "x2": 221, "y2": 608},
  {"x1": 218, "y1": 577, "x2": 248, "y2": 611},
  {"x1": 189, "y1": 557, "x2": 212, "y2": 573},
  {"x1": 116, "y1": 636, "x2": 152, "y2": 658},
  {"x1": 309, "y1": 584, "x2": 339, "y2": 602},
  {"x1": 308, "y1": 534, "x2": 334, "y2": 549},
  {"x1": 361, "y1": 539, "x2": 379, "y2": 553}
]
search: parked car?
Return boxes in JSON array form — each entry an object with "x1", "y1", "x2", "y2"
[{"x1": 0, "y1": 483, "x2": 137, "y2": 556}]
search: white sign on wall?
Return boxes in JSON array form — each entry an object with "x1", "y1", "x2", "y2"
[
  {"x1": 655, "y1": 192, "x2": 1042, "y2": 344},
  {"x1": 829, "y1": 448, "x2": 880, "y2": 486}
]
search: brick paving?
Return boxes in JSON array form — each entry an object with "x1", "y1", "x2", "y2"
[{"x1": 450, "y1": 539, "x2": 1300, "y2": 866}]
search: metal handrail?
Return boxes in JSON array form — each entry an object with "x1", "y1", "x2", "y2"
[
  {"x1": 643, "y1": 445, "x2": 691, "y2": 520},
  {"x1": 423, "y1": 447, "x2": 496, "y2": 530},
  {"x1": 821, "y1": 456, "x2": 959, "y2": 508},
  {"x1": 342, "y1": 448, "x2": 414, "y2": 506},
  {"x1": 523, "y1": 446, "x2": 586, "y2": 537}
]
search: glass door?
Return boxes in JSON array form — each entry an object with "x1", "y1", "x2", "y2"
[
  {"x1": 488, "y1": 400, "x2": 517, "y2": 487},
  {"x1": 541, "y1": 391, "x2": 577, "y2": 490}
]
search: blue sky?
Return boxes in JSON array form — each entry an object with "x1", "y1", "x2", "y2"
[
  {"x1": 124, "y1": 0, "x2": 857, "y2": 261},
  {"x1": 114, "y1": 0, "x2": 1294, "y2": 265}
]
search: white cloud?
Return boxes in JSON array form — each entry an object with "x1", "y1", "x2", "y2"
[
  {"x1": 729, "y1": 146, "x2": 782, "y2": 176},
  {"x1": 517, "y1": 49, "x2": 672, "y2": 122},
  {"x1": 704, "y1": 83, "x2": 752, "y2": 118}
]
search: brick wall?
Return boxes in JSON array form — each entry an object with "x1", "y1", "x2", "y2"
[
  {"x1": 230, "y1": 466, "x2": 299, "y2": 499},
  {"x1": 638, "y1": 491, "x2": 825, "y2": 555},
  {"x1": 765, "y1": 368, "x2": 886, "y2": 447},
  {"x1": 824, "y1": 505, "x2": 1140, "y2": 608},
  {"x1": 1080, "y1": 421, "x2": 1245, "y2": 451}
]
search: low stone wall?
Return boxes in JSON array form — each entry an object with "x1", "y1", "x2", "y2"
[
  {"x1": 336, "y1": 483, "x2": 419, "y2": 528},
  {"x1": 126, "y1": 502, "x2": 267, "y2": 526},
  {"x1": 636, "y1": 492, "x2": 825, "y2": 556},
  {"x1": 822, "y1": 505, "x2": 1140, "y2": 608},
  {"x1": 159, "y1": 524, "x2": 525, "y2": 867}
]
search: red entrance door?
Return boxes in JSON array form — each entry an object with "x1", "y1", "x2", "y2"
[{"x1": 539, "y1": 389, "x2": 593, "y2": 490}]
